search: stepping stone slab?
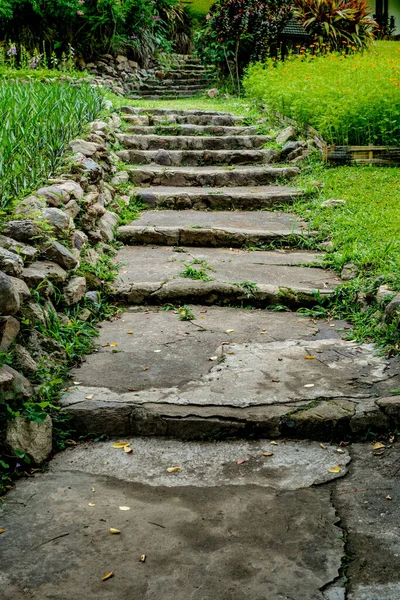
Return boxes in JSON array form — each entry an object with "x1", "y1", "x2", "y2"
[
  {"x1": 61, "y1": 307, "x2": 396, "y2": 439},
  {"x1": 112, "y1": 246, "x2": 340, "y2": 306},
  {"x1": 117, "y1": 149, "x2": 279, "y2": 166},
  {"x1": 128, "y1": 165, "x2": 299, "y2": 187},
  {"x1": 117, "y1": 134, "x2": 272, "y2": 150},
  {"x1": 0, "y1": 438, "x2": 348, "y2": 600},
  {"x1": 124, "y1": 125, "x2": 259, "y2": 136},
  {"x1": 118, "y1": 210, "x2": 310, "y2": 247}
]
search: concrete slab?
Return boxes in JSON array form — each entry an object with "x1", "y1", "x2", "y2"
[
  {"x1": 334, "y1": 442, "x2": 400, "y2": 600},
  {"x1": 60, "y1": 308, "x2": 396, "y2": 439},
  {"x1": 0, "y1": 438, "x2": 346, "y2": 600},
  {"x1": 118, "y1": 209, "x2": 309, "y2": 247},
  {"x1": 112, "y1": 246, "x2": 340, "y2": 306},
  {"x1": 132, "y1": 185, "x2": 302, "y2": 210}
]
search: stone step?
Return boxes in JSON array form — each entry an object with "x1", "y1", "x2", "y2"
[
  {"x1": 127, "y1": 165, "x2": 299, "y2": 187},
  {"x1": 117, "y1": 210, "x2": 311, "y2": 247},
  {"x1": 60, "y1": 305, "x2": 394, "y2": 440},
  {"x1": 143, "y1": 78, "x2": 209, "y2": 86},
  {"x1": 164, "y1": 70, "x2": 214, "y2": 79},
  {"x1": 129, "y1": 185, "x2": 301, "y2": 210},
  {"x1": 129, "y1": 93, "x2": 204, "y2": 101},
  {"x1": 138, "y1": 84, "x2": 207, "y2": 93},
  {"x1": 117, "y1": 134, "x2": 272, "y2": 151},
  {"x1": 116, "y1": 149, "x2": 280, "y2": 166},
  {"x1": 123, "y1": 113, "x2": 245, "y2": 126},
  {"x1": 111, "y1": 245, "x2": 340, "y2": 308},
  {"x1": 124, "y1": 125, "x2": 259, "y2": 136},
  {"x1": 120, "y1": 108, "x2": 241, "y2": 117}
]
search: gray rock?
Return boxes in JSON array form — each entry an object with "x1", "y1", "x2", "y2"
[
  {"x1": 87, "y1": 202, "x2": 106, "y2": 218},
  {"x1": 64, "y1": 199, "x2": 81, "y2": 219},
  {"x1": 384, "y1": 294, "x2": 400, "y2": 324},
  {"x1": 376, "y1": 284, "x2": 395, "y2": 302},
  {"x1": 6, "y1": 414, "x2": 52, "y2": 464},
  {"x1": 0, "y1": 367, "x2": 15, "y2": 393},
  {"x1": 341, "y1": 263, "x2": 358, "y2": 281},
  {"x1": 71, "y1": 156, "x2": 103, "y2": 183},
  {"x1": 3, "y1": 220, "x2": 42, "y2": 243},
  {"x1": 24, "y1": 301, "x2": 49, "y2": 327},
  {"x1": 206, "y1": 88, "x2": 219, "y2": 98},
  {"x1": 78, "y1": 308, "x2": 92, "y2": 322},
  {"x1": 97, "y1": 210, "x2": 118, "y2": 242},
  {"x1": 90, "y1": 120, "x2": 107, "y2": 132},
  {"x1": 69, "y1": 139, "x2": 100, "y2": 157},
  {"x1": 2, "y1": 364, "x2": 33, "y2": 398},
  {"x1": 276, "y1": 126, "x2": 297, "y2": 145},
  {"x1": 12, "y1": 344, "x2": 38, "y2": 377},
  {"x1": 57, "y1": 180, "x2": 84, "y2": 200},
  {"x1": 9, "y1": 276, "x2": 31, "y2": 304},
  {"x1": 63, "y1": 276, "x2": 86, "y2": 306},
  {"x1": 22, "y1": 261, "x2": 68, "y2": 287},
  {"x1": 0, "y1": 247, "x2": 24, "y2": 276},
  {"x1": 41, "y1": 240, "x2": 79, "y2": 270},
  {"x1": 321, "y1": 199, "x2": 347, "y2": 207},
  {"x1": 0, "y1": 271, "x2": 20, "y2": 315},
  {"x1": 85, "y1": 291, "x2": 100, "y2": 304},
  {"x1": 119, "y1": 106, "x2": 137, "y2": 114},
  {"x1": 281, "y1": 140, "x2": 306, "y2": 158},
  {"x1": 42, "y1": 207, "x2": 71, "y2": 232},
  {"x1": 71, "y1": 230, "x2": 88, "y2": 251},
  {"x1": 15, "y1": 195, "x2": 46, "y2": 217},
  {"x1": 154, "y1": 149, "x2": 172, "y2": 166},
  {"x1": 0, "y1": 316, "x2": 20, "y2": 351},
  {"x1": 83, "y1": 248, "x2": 100, "y2": 266},
  {"x1": 36, "y1": 185, "x2": 70, "y2": 206},
  {"x1": 0, "y1": 234, "x2": 37, "y2": 262},
  {"x1": 111, "y1": 171, "x2": 130, "y2": 186}
]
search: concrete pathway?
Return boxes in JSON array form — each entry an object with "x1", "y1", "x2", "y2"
[{"x1": 2, "y1": 105, "x2": 399, "y2": 598}]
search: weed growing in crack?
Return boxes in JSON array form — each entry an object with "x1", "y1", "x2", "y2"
[
  {"x1": 235, "y1": 281, "x2": 259, "y2": 298},
  {"x1": 162, "y1": 303, "x2": 195, "y2": 321}
]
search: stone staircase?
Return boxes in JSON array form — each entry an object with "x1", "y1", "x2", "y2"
[
  {"x1": 61, "y1": 107, "x2": 396, "y2": 442},
  {"x1": 130, "y1": 55, "x2": 213, "y2": 100}
]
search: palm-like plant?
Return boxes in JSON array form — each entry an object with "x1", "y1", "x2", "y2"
[{"x1": 293, "y1": 0, "x2": 377, "y2": 50}]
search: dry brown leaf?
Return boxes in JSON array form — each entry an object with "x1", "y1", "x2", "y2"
[
  {"x1": 328, "y1": 466, "x2": 341, "y2": 473},
  {"x1": 102, "y1": 571, "x2": 114, "y2": 581},
  {"x1": 271, "y1": 379, "x2": 280, "y2": 382},
  {"x1": 142, "y1": 366, "x2": 149, "y2": 371},
  {"x1": 127, "y1": 331, "x2": 134, "y2": 334},
  {"x1": 167, "y1": 466, "x2": 181, "y2": 473},
  {"x1": 112, "y1": 441, "x2": 130, "y2": 449},
  {"x1": 119, "y1": 506, "x2": 130, "y2": 511},
  {"x1": 261, "y1": 452, "x2": 274, "y2": 457},
  {"x1": 110, "y1": 528, "x2": 121, "y2": 534},
  {"x1": 373, "y1": 442, "x2": 385, "y2": 450},
  {"x1": 85, "y1": 394, "x2": 94, "y2": 400},
  {"x1": 127, "y1": 388, "x2": 137, "y2": 391},
  {"x1": 236, "y1": 458, "x2": 247, "y2": 465},
  {"x1": 304, "y1": 355, "x2": 315, "y2": 360},
  {"x1": 0, "y1": 529, "x2": 5, "y2": 534},
  {"x1": 124, "y1": 446, "x2": 133, "y2": 454},
  {"x1": 320, "y1": 443, "x2": 327, "y2": 449},
  {"x1": 339, "y1": 441, "x2": 350, "y2": 447},
  {"x1": 139, "y1": 554, "x2": 146, "y2": 563}
]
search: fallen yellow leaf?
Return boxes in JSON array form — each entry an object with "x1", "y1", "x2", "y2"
[
  {"x1": 127, "y1": 331, "x2": 134, "y2": 334},
  {"x1": 119, "y1": 506, "x2": 130, "y2": 511},
  {"x1": 261, "y1": 452, "x2": 273, "y2": 457},
  {"x1": 102, "y1": 571, "x2": 114, "y2": 581},
  {"x1": 328, "y1": 466, "x2": 341, "y2": 473},
  {"x1": 112, "y1": 441, "x2": 131, "y2": 449},
  {"x1": 85, "y1": 394, "x2": 94, "y2": 400},
  {"x1": 167, "y1": 466, "x2": 181, "y2": 473},
  {"x1": 226, "y1": 329, "x2": 235, "y2": 333},
  {"x1": 270, "y1": 441, "x2": 278, "y2": 446},
  {"x1": 373, "y1": 442, "x2": 385, "y2": 450},
  {"x1": 320, "y1": 443, "x2": 327, "y2": 449},
  {"x1": 110, "y1": 528, "x2": 121, "y2": 534},
  {"x1": 304, "y1": 355, "x2": 315, "y2": 360},
  {"x1": 88, "y1": 503, "x2": 96, "y2": 507},
  {"x1": 139, "y1": 554, "x2": 146, "y2": 563},
  {"x1": 110, "y1": 343, "x2": 118, "y2": 347},
  {"x1": 124, "y1": 446, "x2": 133, "y2": 454},
  {"x1": 0, "y1": 529, "x2": 5, "y2": 534},
  {"x1": 336, "y1": 448, "x2": 346, "y2": 454},
  {"x1": 209, "y1": 356, "x2": 218, "y2": 361}
]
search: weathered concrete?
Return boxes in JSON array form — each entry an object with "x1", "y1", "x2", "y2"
[
  {"x1": 112, "y1": 246, "x2": 340, "y2": 307},
  {"x1": 128, "y1": 164, "x2": 299, "y2": 187},
  {"x1": 118, "y1": 209, "x2": 310, "y2": 247},
  {"x1": 60, "y1": 307, "x2": 397, "y2": 438},
  {"x1": 131, "y1": 185, "x2": 302, "y2": 210},
  {"x1": 0, "y1": 438, "x2": 347, "y2": 600}
]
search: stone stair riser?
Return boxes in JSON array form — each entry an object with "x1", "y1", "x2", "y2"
[
  {"x1": 117, "y1": 149, "x2": 279, "y2": 166},
  {"x1": 117, "y1": 134, "x2": 272, "y2": 151},
  {"x1": 124, "y1": 126, "x2": 259, "y2": 136}
]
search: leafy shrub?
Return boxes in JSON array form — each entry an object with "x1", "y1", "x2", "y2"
[
  {"x1": 293, "y1": 0, "x2": 377, "y2": 50},
  {"x1": 243, "y1": 41, "x2": 400, "y2": 146},
  {"x1": 0, "y1": 0, "x2": 192, "y2": 63},
  {"x1": 0, "y1": 81, "x2": 103, "y2": 211},
  {"x1": 195, "y1": 0, "x2": 292, "y2": 86}
]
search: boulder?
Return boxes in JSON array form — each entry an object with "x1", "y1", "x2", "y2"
[
  {"x1": 9, "y1": 276, "x2": 30, "y2": 304},
  {"x1": 87, "y1": 202, "x2": 106, "y2": 218},
  {"x1": 2, "y1": 365, "x2": 33, "y2": 398},
  {"x1": 376, "y1": 285, "x2": 396, "y2": 302},
  {"x1": 84, "y1": 248, "x2": 101, "y2": 266},
  {"x1": 0, "y1": 316, "x2": 20, "y2": 351},
  {"x1": 0, "y1": 367, "x2": 14, "y2": 394},
  {"x1": 15, "y1": 195, "x2": 46, "y2": 217},
  {"x1": 97, "y1": 210, "x2": 118, "y2": 242},
  {"x1": 6, "y1": 414, "x2": 52, "y2": 464},
  {"x1": 384, "y1": 294, "x2": 400, "y2": 325},
  {"x1": 22, "y1": 261, "x2": 68, "y2": 287},
  {"x1": 57, "y1": 180, "x2": 84, "y2": 200},
  {"x1": 36, "y1": 185, "x2": 70, "y2": 206},
  {"x1": 276, "y1": 126, "x2": 297, "y2": 145},
  {"x1": 64, "y1": 199, "x2": 81, "y2": 219},
  {"x1": 154, "y1": 149, "x2": 172, "y2": 166},
  {"x1": 3, "y1": 220, "x2": 42, "y2": 243},
  {"x1": 90, "y1": 120, "x2": 108, "y2": 132},
  {"x1": 85, "y1": 291, "x2": 100, "y2": 304},
  {"x1": 42, "y1": 207, "x2": 71, "y2": 232},
  {"x1": 0, "y1": 271, "x2": 20, "y2": 315},
  {"x1": 69, "y1": 139, "x2": 100, "y2": 157},
  {"x1": 0, "y1": 247, "x2": 24, "y2": 276},
  {"x1": 111, "y1": 171, "x2": 129, "y2": 186},
  {"x1": 63, "y1": 276, "x2": 86, "y2": 305},
  {"x1": 206, "y1": 88, "x2": 219, "y2": 98},
  {"x1": 71, "y1": 156, "x2": 103, "y2": 183},
  {"x1": 0, "y1": 235, "x2": 37, "y2": 262},
  {"x1": 24, "y1": 301, "x2": 49, "y2": 327},
  {"x1": 341, "y1": 263, "x2": 358, "y2": 281},
  {"x1": 71, "y1": 230, "x2": 88, "y2": 251},
  {"x1": 12, "y1": 344, "x2": 38, "y2": 377},
  {"x1": 41, "y1": 240, "x2": 79, "y2": 270}
]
